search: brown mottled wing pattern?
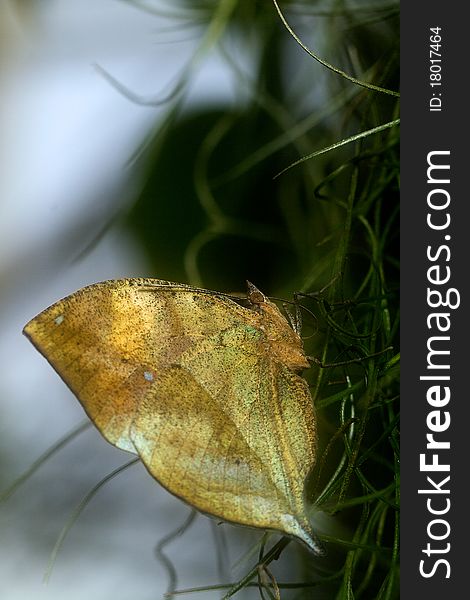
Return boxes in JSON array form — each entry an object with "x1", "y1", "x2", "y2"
[
  {"x1": 23, "y1": 278, "x2": 320, "y2": 552},
  {"x1": 23, "y1": 279, "x2": 245, "y2": 452}
]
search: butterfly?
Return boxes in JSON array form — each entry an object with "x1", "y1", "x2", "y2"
[{"x1": 23, "y1": 278, "x2": 322, "y2": 554}]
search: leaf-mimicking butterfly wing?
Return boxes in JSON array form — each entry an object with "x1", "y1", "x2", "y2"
[{"x1": 23, "y1": 278, "x2": 322, "y2": 554}]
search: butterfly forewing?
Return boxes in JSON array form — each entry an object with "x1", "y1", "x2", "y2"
[{"x1": 23, "y1": 278, "x2": 321, "y2": 553}]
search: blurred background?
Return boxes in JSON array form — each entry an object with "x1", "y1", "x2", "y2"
[{"x1": 0, "y1": 1, "x2": 399, "y2": 598}]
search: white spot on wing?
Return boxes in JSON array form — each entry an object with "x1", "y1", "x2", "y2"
[
  {"x1": 54, "y1": 315, "x2": 64, "y2": 326},
  {"x1": 144, "y1": 371, "x2": 154, "y2": 382}
]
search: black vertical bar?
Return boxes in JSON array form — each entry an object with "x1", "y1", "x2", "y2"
[{"x1": 401, "y1": 3, "x2": 467, "y2": 597}]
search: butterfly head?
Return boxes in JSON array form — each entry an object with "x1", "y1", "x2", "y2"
[{"x1": 245, "y1": 281, "x2": 309, "y2": 371}]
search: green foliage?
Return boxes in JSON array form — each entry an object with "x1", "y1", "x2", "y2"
[{"x1": 122, "y1": 1, "x2": 399, "y2": 598}]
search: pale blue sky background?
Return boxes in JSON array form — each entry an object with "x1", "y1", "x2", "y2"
[{"x1": 0, "y1": 2, "x2": 294, "y2": 598}]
